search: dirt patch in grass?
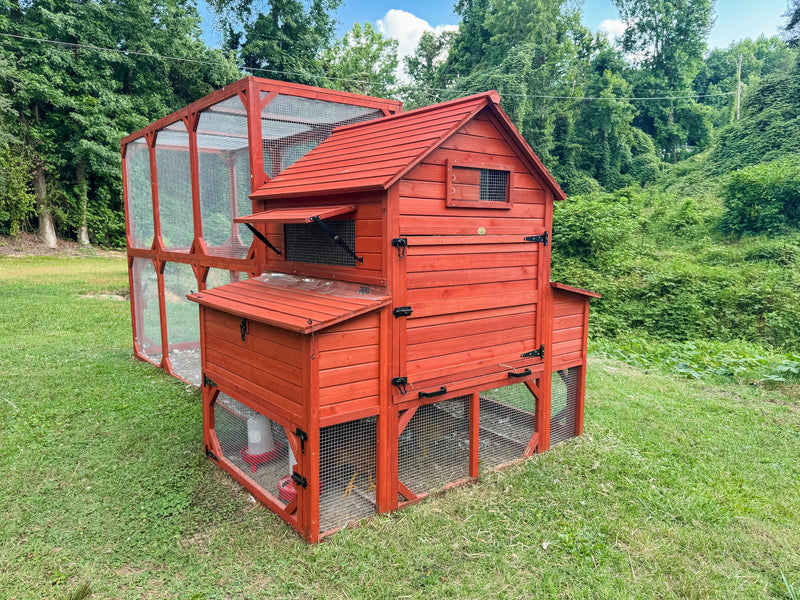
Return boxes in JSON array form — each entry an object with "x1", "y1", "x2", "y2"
[{"x1": 0, "y1": 233, "x2": 124, "y2": 258}]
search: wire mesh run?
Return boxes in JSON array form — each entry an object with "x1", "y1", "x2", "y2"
[
  {"x1": 478, "y1": 383, "x2": 537, "y2": 469},
  {"x1": 550, "y1": 368, "x2": 579, "y2": 445},
  {"x1": 319, "y1": 416, "x2": 377, "y2": 533},
  {"x1": 213, "y1": 393, "x2": 292, "y2": 504},
  {"x1": 398, "y1": 397, "x2": 470, "y2": 497},
  {"x1": 205, "y1": 268, "x2": 248, "y2": 289},
  {"x1": 284, "y1": 220, "x2": 356, "y2": 267},
  {"x1": 479, "y1": 169, "x2": 509, "y2": 202},
  {"x1": 261, "y1": 93, "x2": 384, "y2": 178},
  {"x1": 155, "y1": 122, "x2": 194, "y2": 251},
  {"x1": 197, "y1": 97, "x2": 253, "y2": 259},
  {"x1": 163, "y1": 262, "x2": 200, "y2": 385},
  {"x1": 131, "y1": 257, "x2": 162, "y2": 365},
  {"x1": 125, "y1": 138, "x2": 154, "y2": 249}
]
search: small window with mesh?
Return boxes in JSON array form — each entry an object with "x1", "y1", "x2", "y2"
[
  {"x1": 284, "y1": 220, "x2": 356, "y2": 267},
  {"x1": 446, "y1": 161, "x2": 513, "y2": 208}
]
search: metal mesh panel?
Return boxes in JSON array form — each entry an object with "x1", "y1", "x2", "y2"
[
  {"x1": 213, "y1": 393, "x2": 292, "y2": 504},
  {"x1": 205, "y1": 268, "x2": 249, "y2": 289},
  {"x1": 197, "y1": 97, "x2": 253, "y2": 259},
  {"x1": 550, "y1": 368, "x2": 580, "y2": 445},
  {"x1": 284, "y1": 220, "x2": 356, "y2": 267},
  {"x1": 155, "y1": 122, "x2": 194, "y2": 251},
  {"x1": 398, "y1": 397, "x2": 470, "y2": 497},
  {"x1": 132, "y1": 257, "x2": 162, "y2": 365},
  {"x1": 261, "y1": 93, "x2": 384, "y2": 177},
  {"x1": 480, "y1": 169, "x2": 509, "y2": 202},
  {"x1": 163, "y1": 262, "x2": 200, "y2": 385},
  {"x1": 125, "y1": 138, "x2": 154, "y2": 249},
  {"x1": 478, "y1": 383, "x2": 536, "y2": 469},
  {"x1": 319, "y1": 416, "x2": 377, "y2": 532}
]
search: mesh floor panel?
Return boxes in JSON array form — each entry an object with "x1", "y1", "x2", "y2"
[
  {"x1": 284, "y1": 220, "x2": 356, "y2": 267},
  {"x1": 163, "y1": 262, "x2": 200, "y2": 385},
  {"x1": 132, "y1": 257, "x2": 162, "y2": 365},
  {"x1": 319, "y1": 417, "x2": 377, "y2": 532},
  {"x1": 213, "y1": 393, "x2": 292, "y2": 505},
  {"x1": 261, "y1": 93, "x2": 384, "y2": 177},
  {"x1": 155, "y1": 124, "x2": 193, "y2": 251},
  {"x1": 478, "y1": 383, "x2": 537, "y2": 469},
  {"x1": 398, "y1": 398, "x2": 470, "y2": 497},
  {"x1": 125, "y1": 138, "x2": 154, "y2": 249},
  {"x1": 550, "y1": 368, "x2": 579, "y2": 445},
  {"x1": 197, "y1": 97, "x2": 253, "y2": 259},
  {"x1": 479, "y1": 169, "x2": 509, "y2": 202}
]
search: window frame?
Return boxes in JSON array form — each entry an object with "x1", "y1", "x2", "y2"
[{"x1": 445, "y1": 159, "x2": 515, "y2": 209}]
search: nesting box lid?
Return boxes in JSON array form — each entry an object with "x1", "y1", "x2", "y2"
[{"x1": 187, "y1": 272, "x2": 390, "y2": 334}]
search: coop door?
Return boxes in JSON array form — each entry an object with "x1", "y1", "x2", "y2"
[{"x1": 395, "y1": 235, "x2": 544, "y2": 399}]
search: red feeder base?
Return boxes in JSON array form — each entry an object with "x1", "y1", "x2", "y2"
[
  {"x1": 277, "y1": 474, "x2": 297, "y2": 503},
  {"x1": 239, "y1": 441, "x2": 283, "y2": 473}
]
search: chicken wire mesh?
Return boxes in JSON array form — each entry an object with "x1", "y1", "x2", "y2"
[
  {"x1": 479, "y1": 169, "x2": 509, "y2": 202},
  {"x1": 197, "y1": 97, "x2": 253, "y2": 259},
  {"x1": 205, "y1": 268, "x2": 249, "y2": 289},
  {"x1": 550, "y1": 368, "x2": 579, "y2": 445},
  {"x1": 155, "y1": 122, "x2": 194, "y2": 251},
  {"x1": 213, "y1": 393, "x2": 292, "y2": 505},
  {"x1": 261, "y1": 93, "x2": 385, "y2": 178},
  {"x1": 398, "y1": 397, "x2": 470, "y2": 497},
  {"x1": 125, "y1": 138, "x2": 154, "y2": 249},
  {"x1": 478, "y1": 383, "x2": 537, "y2": 469},
  {"x1": 163, "y1": 262, "x2": 200, "y2": 385},
  {"x1": 131, "y1": 257, "x2": 162, "y2": 365},
  {"x1": 284, "y1": 220, "x2": 356, "y2": 267},
  {"x1": 319, "y1": 416, "x2": 377, "y2": 533}
]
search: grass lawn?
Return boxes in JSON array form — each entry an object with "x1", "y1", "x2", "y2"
[{"x1": 1, "y1": 255, "x2": 798, "y2": 599}]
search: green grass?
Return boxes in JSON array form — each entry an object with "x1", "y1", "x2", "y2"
[{"x1": 1, "y1": 255, "x2": 799, "y2": 599}]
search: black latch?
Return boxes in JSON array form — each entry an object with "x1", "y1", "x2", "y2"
[
  {"x1": 521, "y1": 345, "x2": 545, "y2": 359},
  {"x1": 419, "y1": 386, "x2": 447, "y2": 399},
  {"x1": 294, "y1": 427, "x2": 308, "y2": 454},
  {"x1": 203, "y1": 374, "x2": 217, "y2": 388},
  {"x1": 393, "y1": 306, "x2": 413, "y2": 318},
  {"x1": 291, "y1": 472, "x2": 308, "y2": 489},
  {"x1": 392, "y1": 238, "x2": 407, "y2": 258},
  {"x1": 240, "y1": 317, "x2": 247, "y2": 341},
  {"x1": 205, "y1": 445, "x2": 218, "y2": 461},
  {"x1": 392, "y1": 376, "x2": 408, "y2": 395},
  {"x1": 508, "y1": 368, "x2": 532, "y2": 379},
  {"x1": 524, "y1": 232, "x2": 549, "y2": 246}
]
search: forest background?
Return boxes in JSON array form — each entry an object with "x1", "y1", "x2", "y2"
[{"x1": 1, "y1": 0, "x2": 800, "y2": 383}]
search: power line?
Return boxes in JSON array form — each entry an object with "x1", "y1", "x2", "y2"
[{"x1": 0, "y1": 32, "x2": 738, "y2": 102}]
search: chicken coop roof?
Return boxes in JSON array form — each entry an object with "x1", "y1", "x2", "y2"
[{"x1": 251, "y1": 91, "x2": 566, "y2": 201}]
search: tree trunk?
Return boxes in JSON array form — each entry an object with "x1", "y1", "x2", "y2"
[
  {"x1": 77, "y1": 161, "x2": 90, "y2": 246},
  {"x1": 33, "y1": 161, "x2": 57, "y2": 248}
]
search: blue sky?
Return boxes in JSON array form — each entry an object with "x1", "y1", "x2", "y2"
[{"x1": 199, "y1": 0, "x2": 790, "y2": 61}]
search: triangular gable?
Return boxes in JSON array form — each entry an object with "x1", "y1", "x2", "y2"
[{"x1": 251, "y1": 91, "x2": 566, "y2": 202}]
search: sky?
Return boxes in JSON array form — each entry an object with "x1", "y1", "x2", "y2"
[{"x1": 199, "y1": 0, "x2": 790, "y2": 69}]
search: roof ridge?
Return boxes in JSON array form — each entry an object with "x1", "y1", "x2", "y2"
[{"x1": 332, "y1": 90, "x2": 500, "y2": 134}]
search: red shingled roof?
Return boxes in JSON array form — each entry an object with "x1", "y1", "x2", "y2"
[{"x1": 251, "y1": 90, "x2": 566, "y2": 201}]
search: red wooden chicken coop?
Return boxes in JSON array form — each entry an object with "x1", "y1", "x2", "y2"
[{"x1": 122, "y1": 77, "x2": 598, "y2": 542}]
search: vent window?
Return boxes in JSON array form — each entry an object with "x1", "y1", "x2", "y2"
[
  {"x1": 479, "y1": 169, "x2": 509, "y2": 202},
  {"x1": 446, "y1": 160, "x2": 513, "y2": 208},
  {"x1": 284, "y1": 220, "x2": 356, "y2": 267}
]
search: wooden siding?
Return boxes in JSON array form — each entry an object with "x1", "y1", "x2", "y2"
[
  {"x1": 203, "y1": 308, "x2": 305, "y2": 423},
  {"x1": 317, "y1": 312, "x2": 381, "y2": 424},
  {"x1": 551, "y1": 289, "x2": 589, "y2": 370}
]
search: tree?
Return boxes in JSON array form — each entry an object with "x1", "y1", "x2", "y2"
[
  {"x1": 322, "y1": 22, "x2": 398, "y2": 98},
  {"x1": 401, "y1": 29, "x2": 455, "y2": 108},
  {"x1": 786, "y1": 0, "x2": 800, "y2": 47}
]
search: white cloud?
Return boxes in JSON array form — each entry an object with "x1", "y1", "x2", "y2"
[
  {"x1": 599, "y1": 18, "x2": 627, "y2": 42},
  {"x1": 376, "y1": 9, "x2": 458, "y2": 81}
]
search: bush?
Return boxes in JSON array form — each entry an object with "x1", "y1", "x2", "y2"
[
  {"x1": 0, "y1": 144, "x2": 35, "y2": 235},
  {"x1": 721, "y1": 156, "x2": 800, "y2": 236}
]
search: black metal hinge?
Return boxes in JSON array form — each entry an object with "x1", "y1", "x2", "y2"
[
  {"x1": 291, "y1": 472, "x2": 308, "y2": 489},
  {"x1": 240, "y1": 317, "x2": 248, "y2": 341},
  {"x1": 391, "y1": 238, "x2": 407, "y2": 258},
  {"x1": 392, "y1": 376, "x2": 408, "y2": 395},
  {"x1": 524, "y1": 231, "x2": 549, "y2": 246},
  {"x1": 203, "y1": 374, "x2": 217, "y2": 388},
  {"x1": 393, "y1": 306, "x2": 413, "y2": 318},
  {"x1": 521, "y1": 345, "x2": 545, "y2": 359},
  {"x1": 205, "y1": 445, "x2": 219, "y2": 461},
  {"x1": 294, "y1": 428, "x2": 308, "y2": 454}
]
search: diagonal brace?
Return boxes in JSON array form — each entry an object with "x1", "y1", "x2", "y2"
[
  {"x1": 244, "y1": 222, "x2": 282, "y2": 256},
  {"x1": 309, "y1": 216, "x2": 363, "y2": 264}
]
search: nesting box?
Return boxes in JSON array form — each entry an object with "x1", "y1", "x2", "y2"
[{"x1": 122, "y1": 79, "x2": 598, "y2": 542}]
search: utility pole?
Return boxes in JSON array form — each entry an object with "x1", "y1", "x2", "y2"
[{"x1": 736, "y1": 53, "x2": 742, "y2": 121}]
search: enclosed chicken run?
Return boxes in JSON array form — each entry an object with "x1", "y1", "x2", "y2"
[{"x1": 122, "y1": 78, "x2": 599, "y2": 542}]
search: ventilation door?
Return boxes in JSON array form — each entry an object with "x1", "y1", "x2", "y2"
[{"x1": 395, "y1": 234, "x2": 544, "y2": 399}]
